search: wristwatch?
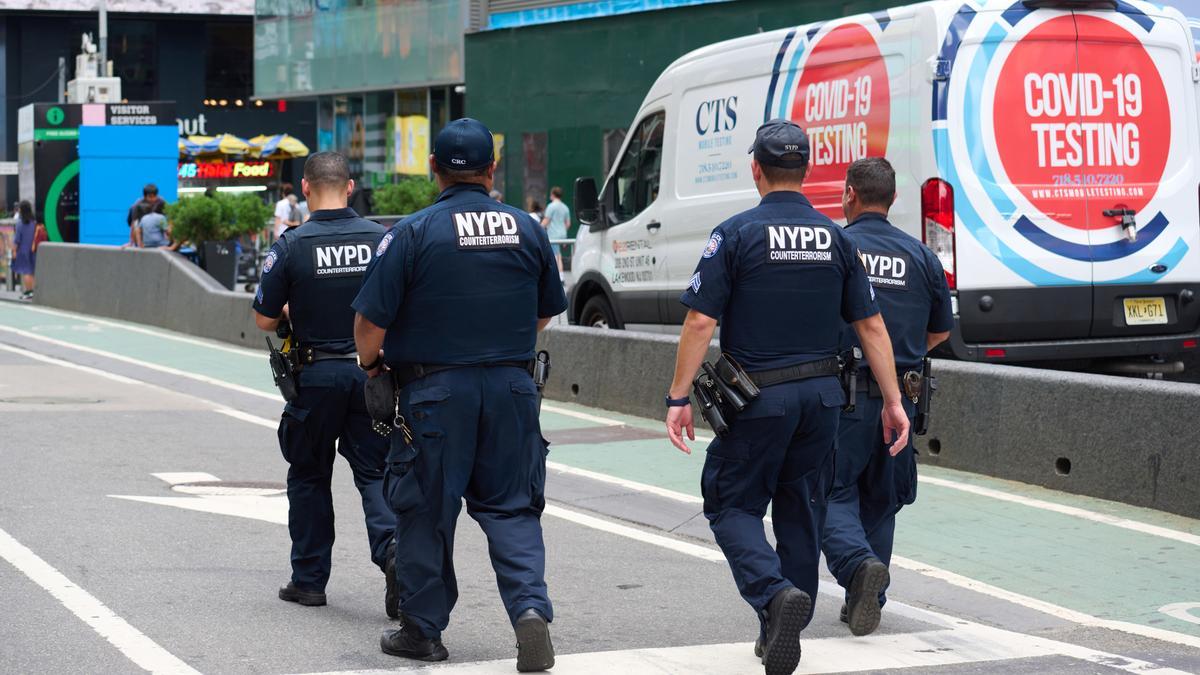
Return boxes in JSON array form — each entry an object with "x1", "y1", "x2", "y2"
[
  {"x1": 358, "y1": 354, "x2": 382, "y2": 372},
  {"x1": 665, "y1": 394, "x2": 691, "y2": 408}
]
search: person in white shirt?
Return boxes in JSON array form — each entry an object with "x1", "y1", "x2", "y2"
[{"x1": 274, "y1": 183, "x2": 296, "y2": 239}]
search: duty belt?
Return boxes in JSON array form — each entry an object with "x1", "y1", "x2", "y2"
[
  {"x1": 747, "y1": 356, "x2": 842, "y2": 389},
  {"x1": 296, "y1": 345, "x2": 357, "y2": 365},
  {"x1": 392, "y1": 359, "x2": 535, "y2": 390},
  {"x1": 854, "y1": 371, "x2": 919, "y2": 399}
]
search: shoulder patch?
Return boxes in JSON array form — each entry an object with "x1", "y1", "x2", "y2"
[
  {"x1": 689, "y1": 272, "x2": 702, "y2": 293},
  {"x1": 702, "y1": 232, "x2": 723, "y2": 259},
  {"x1": 765, "y1": 224, "x2": 834, "y2": 264},
  {"x1": 452, "y1": 209, "x2": 522, "y2": 250},
  {"x1": 262, "y1": 250, "x2": 278, "y2": 274},
  {"x1": 376, "y1": 230, "x2": 395, "y2": 258}
]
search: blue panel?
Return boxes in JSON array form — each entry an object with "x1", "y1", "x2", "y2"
[
  {"x1": 487, "y1": 0, "x2": 732, "y2": 29},
  {"x1": 78, "y1": 126, "x2": 178, "y2": 246}
]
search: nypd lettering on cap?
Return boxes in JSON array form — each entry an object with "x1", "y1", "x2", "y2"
[
  {"x1": 765, "y1": 224, "x2": 833, "y2": 264},
  {"x1": 311, "y1": 241, "x2": 374, "y2": 278},
  {"x1": 453, "y1": 210, "x2": 521, "y2": 250},
  {"x1": 859, "y1": 250, "x2": 911, "y2": 291},
  {"x1": 702, "y1": 232, "x2": 723, "y2": 259}
]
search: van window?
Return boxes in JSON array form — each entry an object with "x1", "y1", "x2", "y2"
[{"x1": 613, "y1": 111, "x2": 665, "y2": 222}]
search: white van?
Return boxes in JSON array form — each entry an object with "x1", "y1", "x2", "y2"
[{"x1": 570, "y1": 0, "x2": 1200, "y2": 362}]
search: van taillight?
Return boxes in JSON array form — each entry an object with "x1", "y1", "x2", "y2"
[{"x1": 922, "y1": 178, "x2": 956, "y2": 290}]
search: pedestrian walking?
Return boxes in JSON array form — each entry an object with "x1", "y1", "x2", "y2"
[
  {"x1": 274, "y1": 183, "x2": 295, "y2": 239},
  {"x1": 662, "y1": 120, "x2": 909, "y2": 675},
  {"x1": 820, "y1": 158, "x2": 952, "y2": 637},
  {"x1": 353, "y1": 118, "x2": 566, "y2": 671},
  {"x1": 251, "y1": 151, "x2": 397, "y2": 616},
  {"x1": 12, "y1": 201, "x2": 38, "y2": 300},
  {"x1": 541, "y1": 187, "x2": 569, "y2": 273}
]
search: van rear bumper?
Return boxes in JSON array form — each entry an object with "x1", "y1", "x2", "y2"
[{"x1": 946, "y1": 317, "x2": 1200, "y2": 362}]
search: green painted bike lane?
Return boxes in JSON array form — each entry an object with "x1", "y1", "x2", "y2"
[{"x1": 3, "y1": 301, "x2": 1199, "y2": 640}]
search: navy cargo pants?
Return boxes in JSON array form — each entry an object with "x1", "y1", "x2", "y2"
[
  {"x1": 385, "y1": 365, "x2": 552, "y2": 640},
  {"x1": 820, "y1": 391, "x2": 917, "y2": 604},
  {"x1": 702, "y1": 376, "x2": 845, "y2": 629},
  {"x1": 277, "y1": 359, "x2": 396, "y2": 591}
]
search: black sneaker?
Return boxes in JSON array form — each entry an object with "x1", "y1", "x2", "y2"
[
  {"x1": 846, "y1": 558, "x2": 889, "y2": 636},
  {"x1": 278, "y1": 582, "x2": 326, "y2": 606},
  {"x1": 514, "y1": 609, "x2": 555, "y2": 672},
  {"x1": 381, "y1": 622, "x2": 449, "y2": 662},
  {"x1": 385, "y1": 542, "x2": 399, "y2": 619},
  {"x1": 754, "y1": 635, "x2": 764, "y2": 658},
  {"x1": 760, "y1": 587, "x2": 811, "y2": 675},
  {"x1": 840, "y1": 603, "x2": 848, "y2": 624}
]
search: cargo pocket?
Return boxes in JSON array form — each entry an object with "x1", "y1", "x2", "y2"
[
  {"x1": 706, "y1": 399, "x2": 786, "y2": 461},
  {"x1": 896, "y1": 449, "x2": 918, "y2": 507},
  {"x1": 385, "y1": 461, "x2": 427, "y2": 517},
  {"x1": 278, "y1": 403, "x2": 311, "y2": 466},
  {"x1": 407, "y1": 385, "x2": 451, "y2": 451}
]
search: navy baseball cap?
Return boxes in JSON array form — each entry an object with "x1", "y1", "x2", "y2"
[
  {"x1": 433, "y1": 118, "x2": 495, "y2": 171},
  {"x1": 748, "y1": 119, "x2": 810, "y2": 169}
]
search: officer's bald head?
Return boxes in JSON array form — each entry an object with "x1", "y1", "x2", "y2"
[{"x1": 301, "y1": 152, "x2": 354, "y2": 210}]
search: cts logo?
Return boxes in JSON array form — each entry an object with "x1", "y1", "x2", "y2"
[
  {"x1": 860, "y1": 250, "x2": 910, "y2": 290},
  {"x1": 766, "y1": 224, "x2": 834, "y2": 263},
  {"x1": 454, "y1": 210, "x2": 521, "y2": 250},
  {"x1": 312, "y1": 242, "x2": 373, "y2": 277},
  {"x1": 695, "y1": 96, "x2": 738, "y2": 135}
]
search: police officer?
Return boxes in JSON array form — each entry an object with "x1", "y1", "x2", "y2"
[
  {"x1": 352, "y1": 118, "x2": 566, "y2": 671},
  {"x1": 820, "y1": 157, "x2": 952, "y2": 637},
  {"x1": 664, "y1": 120, "x2": 910, "y2": 675},
  {"x1": 252, "y1": 151, "x2": 397, "y2": 614}
]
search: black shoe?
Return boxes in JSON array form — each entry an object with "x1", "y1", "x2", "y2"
[
  {"x1": 839, "y1": 603, "x2": 848, "y2": 624},
  {"x1": 760, "y1": 587, "x2": 811, "y2": 675},
  {"x1": 846, "y1": 558, "x2": 889, "y2": 636},
  {"x1": 515, "y1": 609, "x2": 555, "y2": 672},
  {"x1": 278, "y1": 582, "x2": 326, "y2": 606},
  {"x1": 754, "y1": 635, "x2": 764, "y2": 658},
  {"x1": 380, "y1": 622, "x2": 449, "y2": 662},
  {"x1": 385, "y1": 542, "x2": 399, "y2": 619}
]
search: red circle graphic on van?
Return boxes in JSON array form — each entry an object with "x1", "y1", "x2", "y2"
[
  {"x1": 993, "y1": 15, "x2": 1169, "y2": 230},
  {"x1": 790, "y1": 23, "x2": 891, "y2": 219}
]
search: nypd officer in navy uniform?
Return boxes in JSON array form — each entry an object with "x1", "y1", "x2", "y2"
[
  {"x1": 252, "y1": 151, "x2": 397, "y2": 614},
  {"x1": 352, "y1": 118, "x2": 566, "y2": 671},
  {"x1": 664, "y1": 120, "x2": 910, "y2": 675},
  {"x1": 821, "y1": 157, "x2": 952, "y2": 636}
]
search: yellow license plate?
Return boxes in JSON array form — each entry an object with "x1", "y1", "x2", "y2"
[{"x1": 1123, "y1": 297, "x2": 1168, "y2": 326}]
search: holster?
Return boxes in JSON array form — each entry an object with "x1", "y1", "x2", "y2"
[
  {"x1": 913, "y1": 357, "x2": 936, "y2": 436},
  {"x1": 266, "y1": 337, "x2": 299, "y2": 403},
  {"x1": 692, "y1": 354, "x2": 760, "y2": 438}
]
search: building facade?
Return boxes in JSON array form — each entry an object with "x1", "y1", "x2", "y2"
[{"x1": 0, "y1": 0, "x2": 317, "y2": 208}]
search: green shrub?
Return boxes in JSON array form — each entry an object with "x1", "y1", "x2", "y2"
[
  {"x1": 373, "y1": 177, "x2": 439, "y2": 216},
  {"x1": 165, "y1": 192, "x2": 273, "y2": 243}
]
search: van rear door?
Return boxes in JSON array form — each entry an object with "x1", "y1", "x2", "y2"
[{"x1": 1076, "y1": 6, "x2": 1200, "y2": 340}]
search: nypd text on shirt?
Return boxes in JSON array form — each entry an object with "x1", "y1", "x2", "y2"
[
  {"x1": 311, "y1": 242, "x2": 374, "y2": 277},
  {"x1": 454, "y1": 210, "x2": 521, "y2": 250},
  {"x1": 860, "y1": 250, "x2": 911, "y2": 290},
  {"x1": 765, "y1": 224, "x2": 833, "y2": 263}
]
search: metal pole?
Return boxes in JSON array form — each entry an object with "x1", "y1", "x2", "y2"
[
  {"x1": 57, "y1": 57, "x2": 65, "y2": 103},
  {"x1": 98, "y1": 0, "x2": 108, "y2": 72}
]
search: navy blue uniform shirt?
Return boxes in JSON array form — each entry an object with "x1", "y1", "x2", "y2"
[
  {"x1": 680, "y1": 191, "x2": 879, "y2": 372},
  {"x1": 352, "y1": 183, "x2": 567, "y2": 366},
  {"x1": 253, "y1": 207, "x2": 386, "y2": 353},
  {"x1": 841, "y1": 212, "x2": 953, "y2": 371}
]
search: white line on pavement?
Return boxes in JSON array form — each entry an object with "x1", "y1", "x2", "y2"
[
  {"x1": 9, "y1": 330, "x2": 1200, "y2": 651},
  {"x1": 0, "y1": 323, "x2": 281, "y2": 402},
  {"x1": 0, "y1": 342, "x2": 143, "y2": 385},
  {"x1": 544, "y1": 505, "x2": 724, "y2": 562},
  {"x1": 11, "y1": 303, "x2": 265, "y2": 358},
  {"x1": 919, "y1": 474, "x2": 1200, "y2": 547},
  {"x1": 0, "y1": 526, "x2": 200, "y2": 675},
  {"x1": 541, "y1": 404, "x2": 625, "y2": 427}
]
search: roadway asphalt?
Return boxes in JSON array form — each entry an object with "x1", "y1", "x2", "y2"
[{"x1": 1, "y1": 301, "x2": 1199, "y2": 674}]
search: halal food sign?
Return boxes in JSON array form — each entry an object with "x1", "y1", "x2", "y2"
[
  {"x1": 178, "y1": 160, "x2": 275, "y2": 180},
  {"x1": 993, "y1": 15, "x2": 1169, "y2": 229}
]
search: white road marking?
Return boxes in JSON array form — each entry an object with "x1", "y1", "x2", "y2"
[
  {"x1": 13, "y1": 303, "x2": 264, "y2": 358},
  {"x1": 920, "y1": 474, "x2": 1200, "y2": 548},
  {"x1": 0, "y1": 342, "x2": 142, "y2": 385},
  {"x1": 1159, "y1": 602, "x2": 1200, "y2": 626},
  {"x1": 0, "y1": 324, "x2": 281, "y2": 401},
  {"x1": 9, "y1": 330, "x2": 1200, "y2": 651},
  {"x1": 151, "y1": 472, "x2": 220, "y2": 486},
  {"x1": 0, "y1": 526, "x2": 199, "y2": 675},
  {"x1": 547, "y1": 461, "x2": 701, "y2": 505},
  {"x1": 111, "y1": 494, "x2": 289, "y2": 525},
  {"x1": 541, "y1": 404, "x2": 625, "y2": 427},
  {"x1": 544, "y1": 505, "x2": 724, "y2": 562}
]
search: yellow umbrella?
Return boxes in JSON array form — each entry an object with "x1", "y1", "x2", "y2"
[
  {"x1": 249, "y1": 134, "x2": 310, "y2": 160},
  {"x1": 186, "y1": 133, "x2": 253, "y2": 157}
]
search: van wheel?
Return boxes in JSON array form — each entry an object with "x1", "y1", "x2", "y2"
[{"x1": 580, "y1": 295, "x2": 621, "y2": 329}]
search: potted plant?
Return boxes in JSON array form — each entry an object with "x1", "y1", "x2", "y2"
[
  {"x1": 166, "y1": 193, "x2": 271, "y2": 290},
  {"x1": 372, "y1": 177, "x2": 440, "y2": 218}
]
